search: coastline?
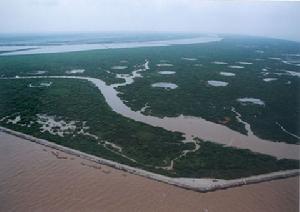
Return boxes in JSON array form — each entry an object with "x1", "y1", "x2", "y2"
[
  {"x1": 0, "y1": 36, "x2": 222, "y2": 56},
  {"x1": 1, "y1": 126, "x2": 299, "y2": 192},
  {"x1": 2, "y1": 75, "x2": 299, "y2": 160}
]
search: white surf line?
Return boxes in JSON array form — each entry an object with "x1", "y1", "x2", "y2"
[
  {"x1": 1, "y1": 75, "x2": 299, "y2": 160},
  {"x1": 276, "y1": 122, "x2": 300, "y2": 140},
  {"x1": 0, "y1": 127, "x2": 299, "y2": 192}
]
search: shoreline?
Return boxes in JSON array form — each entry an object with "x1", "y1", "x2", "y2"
[
  {"x1": 1, "y1": 126, "x2": 299, "y2": 193},
  {"x1": 2, "y1": 75, "x2": 299, "y2": 160},
  {"x1": 0, "y1": 36, "x2": 222, "y2": 56}
]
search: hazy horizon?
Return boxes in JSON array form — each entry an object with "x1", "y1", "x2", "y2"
[{"x1": 0, "y1": 0, "x2": 300, "y2": 42}]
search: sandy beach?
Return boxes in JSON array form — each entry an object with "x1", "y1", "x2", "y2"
[{"x1": 0, "y1": 131, "x2": 299, "y2": 212}]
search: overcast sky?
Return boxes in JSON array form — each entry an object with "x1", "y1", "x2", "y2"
[{"x1": 0, "y1": 0, "x2": 300, "y2": 41}]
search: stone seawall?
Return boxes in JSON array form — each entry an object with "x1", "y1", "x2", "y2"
[{"x1": 0, "y1": 126, "x2": 299, "y2": 192}]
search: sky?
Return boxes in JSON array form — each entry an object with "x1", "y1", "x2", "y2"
[{"x1": 0, "y1": 0, "x2": 300, "y2": 41}]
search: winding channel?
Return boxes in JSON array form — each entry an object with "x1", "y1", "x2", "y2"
[{"x1": 1, "y1": 63, "x2": 299, "y2": 160}]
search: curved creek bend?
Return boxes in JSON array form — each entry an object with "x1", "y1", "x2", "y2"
[{"x1": 1, "y1": 60, "x2": 299, "y2": 160}]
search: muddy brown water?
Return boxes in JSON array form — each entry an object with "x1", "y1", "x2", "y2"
[
  {"x1": 0, "y1": 132, "x2": 299, "y2": 212},
  {"x1": 2, "y1": 75, "x2": 299, "y2": 160}
]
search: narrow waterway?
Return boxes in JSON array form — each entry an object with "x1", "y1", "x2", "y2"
[{"x1": 1, "y1": 72, "x2": 299, "y2": 160}]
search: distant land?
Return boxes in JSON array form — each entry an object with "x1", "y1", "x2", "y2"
[{"x1": 0, "y1": 33, "x2": 299, "y2": 187}]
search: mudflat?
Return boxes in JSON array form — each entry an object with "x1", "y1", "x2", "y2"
[{"x1": 0, "y1": 132, "x2": 299, "y2": 212}]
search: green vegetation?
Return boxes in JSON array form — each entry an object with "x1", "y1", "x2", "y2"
[
  {"x1": 174, "y1": 139, "x2": 298, "y2": 179},
  {"x1": 117, "y1": 36, "x2": 300, "y2": 144},
  {"x1": 0, "y1": 35, "x2": 299, "y2": 179},
  {"x1": 0, "y1": 79, "x2": 189, "y2": 167},
  {"x1": 0, "y1": 36, "x2": 298, "y2": 144},
  {"x1": 0, "y1": 77, "x2": 298, "y2": 179}
]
